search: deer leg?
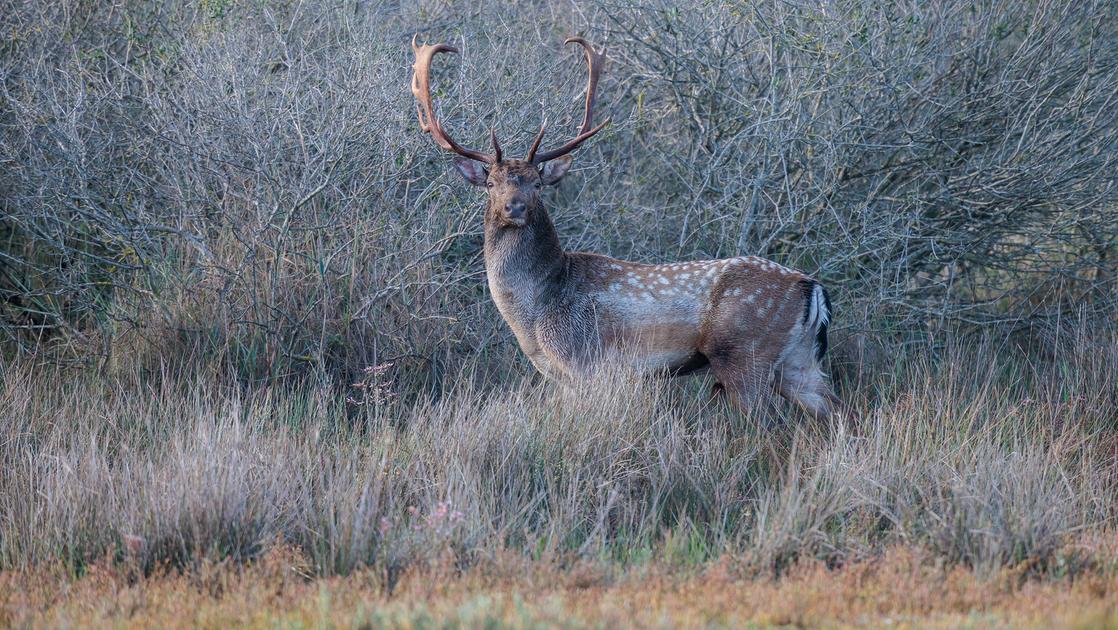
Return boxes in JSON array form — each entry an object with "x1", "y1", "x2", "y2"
[
  {"x1": 705, "y1": 346, "x2": 781, "y2": 424},
  {"x1": 771, "y1": 339, "x2": 846, "y2": 423},
  {"x1": 773, "y1": 365, "x2": 838, "y2": 422},
  {"x1": 709, "y1": 381, "x2": 725, "y2": 402}
]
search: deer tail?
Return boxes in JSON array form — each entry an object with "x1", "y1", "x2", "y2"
[{"x1": 802, "y1": 281, "x2": 831, "y2": 362}]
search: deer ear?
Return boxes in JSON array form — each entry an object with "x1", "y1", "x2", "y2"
[
  {"x1": 453, "y1": 157, "x2": 488, "y2": 187},
  {"x1": 540, "y1": 155, "x2": 573, "y2": 186}
]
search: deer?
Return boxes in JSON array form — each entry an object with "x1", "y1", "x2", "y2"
[{"x1": 411, "y1": 35, "x2": 844, "y2": 422}]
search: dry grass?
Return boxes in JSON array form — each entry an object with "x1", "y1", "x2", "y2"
[
  {"x1": 3, "y1": 544, "x2": 1117, "y2": 628},
  {"x1": 2, "y1": 328, "x2": 1116, "y2": 581}
]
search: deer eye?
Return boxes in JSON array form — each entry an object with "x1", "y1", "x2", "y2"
[
  {"x1": 486, "y1": 181, "x2": 495, "y2": 189},
  {"x1": 533, "y1": 180, "x2": 542, "y2": 189}
]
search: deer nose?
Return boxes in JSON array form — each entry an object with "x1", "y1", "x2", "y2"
[{"x1": 506, "y1": 202, "x2": 526, "y2": 219}]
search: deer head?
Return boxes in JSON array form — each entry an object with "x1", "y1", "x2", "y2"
[{"x1": 411, "y1": 35, "x2": 608, "y2": 227}]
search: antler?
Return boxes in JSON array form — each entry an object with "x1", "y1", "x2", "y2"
[
  {"x1": 527, "y1": 37, "x2": 610, "y2": 164},
  {"x1": 411, "y1": 34, "x2": 499, "y2": 164}
]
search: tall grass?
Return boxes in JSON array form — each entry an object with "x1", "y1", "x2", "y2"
[{"x1": 2, "y1": 329, "x2": 1114, "y2": 577}]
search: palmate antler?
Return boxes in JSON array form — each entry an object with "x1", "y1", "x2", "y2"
[
  {"x1": 525, "y1": 37, "x2": 610, "y2": 164},
  {"x1": 411, "y1": 35, "x2": 501, "y2": 164},
  {"x1": 410, "y1": 35, "x2": 609, "y2": 165}
]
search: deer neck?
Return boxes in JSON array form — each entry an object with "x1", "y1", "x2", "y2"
[{"x1": 483, "y1": 203, "x2": 566, "y2": 321}]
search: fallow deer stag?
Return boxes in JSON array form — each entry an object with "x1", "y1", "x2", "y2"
[{"x1": 411, "y1": 35, "x2": 843, "y2": 421}]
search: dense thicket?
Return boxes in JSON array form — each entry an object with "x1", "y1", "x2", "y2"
[{"x1": 2, "y1": 0, "x2": 1116, "y2": 382}]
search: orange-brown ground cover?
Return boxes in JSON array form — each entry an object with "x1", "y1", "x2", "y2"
[{"x1": 3, "y1": 545, "x2": 1116, "y2": 629}]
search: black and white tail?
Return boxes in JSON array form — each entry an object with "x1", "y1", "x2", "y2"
[{"x1": 803, "y1": 281, "x2": 831, "y2": 362}]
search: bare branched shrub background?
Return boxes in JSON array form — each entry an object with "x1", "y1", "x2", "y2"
[
  {"x1": 1, "y1": 0, "x2": 1117, "y2": 584},
  {"x1": 2, "y1": 0, "x2": 1115, "y2": 382}
]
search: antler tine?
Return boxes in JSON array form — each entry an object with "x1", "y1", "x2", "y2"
[
  {"x1": 490, "y1": 128, "x2": 502, "y2": 163},
  {"x1": 529, "y1": 37, "x2": 610, "y2": 164},
  {"x1": 411, "y1": 34, "x2": 497, "y2": 164},
  {"x1": 525, "y1": 120, "x2": 547, "y2": 163},
  {"x1": 567, "y1": 37, "x2": 605, "y2": 136}
]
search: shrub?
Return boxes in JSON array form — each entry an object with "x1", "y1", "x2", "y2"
[{"x1": 1, "y1": 0, "x2": 1115, "y2": 381}]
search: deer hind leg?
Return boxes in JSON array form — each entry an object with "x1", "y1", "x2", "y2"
[
  {"x1": 772, "y1": 338, "x2": 840, "y2": 422},
  {"x1": 774, "y1": 363, "x2": 839, "y2": 421},
  {"x1": 708, "y1": 381, "x2": 725, "y2": 402},
  {"x1": 705, "y1": 345, "x2": 781, "y2": 423}
]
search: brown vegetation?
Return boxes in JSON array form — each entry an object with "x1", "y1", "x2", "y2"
[{"x1": 3, "y1": 545, "x2": 1118, "y2": 628}]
